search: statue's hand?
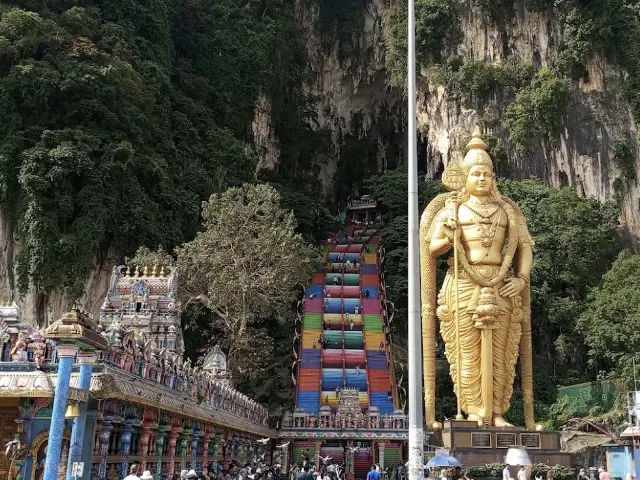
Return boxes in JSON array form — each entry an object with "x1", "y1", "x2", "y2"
[
  {"x1": 498, "y1": 277, "x2": 526, "y2": 297},
  {"x1": 443, "y1": 219, "x2": 457, "y2": 242}
]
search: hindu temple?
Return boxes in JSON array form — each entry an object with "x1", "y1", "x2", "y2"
[{"x1": 0, "y1": 263, "x2": 274, "y2": 480}]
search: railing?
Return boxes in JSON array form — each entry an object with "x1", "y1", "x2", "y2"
[
  {"x1": 283, "y1": 411, "x2": 407, "y2": 430},
  {"x1": 103, "y1": 346, "x2": 269, "y2": 426}
]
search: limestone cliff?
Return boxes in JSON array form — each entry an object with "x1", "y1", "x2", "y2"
[
  {"x1": 260, "y1": 0, "x2": 640, "y2": 239},
  {"x1": 0, "y1": 208, "x2": 116, "y2": 327},
  {"x1": 5, "y1": 0, "x2": 640, "y2": 326}
]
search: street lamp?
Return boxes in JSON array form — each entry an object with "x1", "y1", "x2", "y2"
[{"x1": 407, "y1": 0, "x2": 424, "y2": 479}]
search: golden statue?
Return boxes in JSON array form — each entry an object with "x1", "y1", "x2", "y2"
[{"x1": 420, "y1": 132, "x2": 541, "y2": 431}]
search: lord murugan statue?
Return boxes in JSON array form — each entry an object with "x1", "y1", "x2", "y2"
[{"x1": 420, "y1": 132, "x2": 541, "y2": 431}]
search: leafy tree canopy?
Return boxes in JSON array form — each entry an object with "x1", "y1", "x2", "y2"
[
  {"x1": 578, "y1": 251, "x2": 640, "y2": 381},
  {"x1": 175, "y1": 183, "x2": 318, "y2": 380}
]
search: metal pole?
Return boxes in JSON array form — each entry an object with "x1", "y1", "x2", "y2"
[{"x1": 407, "y1": 0, "x2": 424, "y2": 478}]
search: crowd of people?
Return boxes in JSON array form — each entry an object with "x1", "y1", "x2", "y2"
[{"x1": 121, "y1": 459, "x2": 282, "y2": 480}]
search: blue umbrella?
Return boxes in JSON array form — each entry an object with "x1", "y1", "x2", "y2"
[{"x1": 426, "y1": 455, "x2": 463, "y2": 468}]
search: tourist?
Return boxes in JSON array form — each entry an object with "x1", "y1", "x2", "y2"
[
  {"x1": 549, "y1": 471, "x2": 557, "y2": 480},
  {"x1": 502, "y1": 465, "x2": 511, "y2": 480},
  {"x1": 140, "y1": 471, "x2": 154, "y2": 480},
  {"x1": 367, "y1": 465, "x2": 381, "y2": 480},
  {"x1": 180, "y1": 470, "x2": 190, "y2": 480},
  {"x1": 291, "y1": 465, "x2": 300, "y2": 480},
  {"x1": 350, "y1": 320, "x2": 354, "y2": 330},
  {"x1": 464, "y1": 473, "x2": 473, "y2": 480},
  {"x1": 200, "y1": 467, "x2": 210, "y2": 480},
  {"x1": 335, "y1": 386, "x2": 340, "y2": 398},
  {"x1": 440, "y1": 469, "x2": 448, "y2": 480},
  {"x1": 517, "y1": 466, "x2": 527, "y2": 480},
  {"x1": 379, "y1": 342, "x2": 384, "y2": 353},
  {"x1": 598, "y1": 469, "x2": 611, "y2": 480},
  {"x1": 452, "y1": 467, "x2": 462, "y2": 480},
  {"x1": 298, "y1": 466, "x2": 311, "y2": 480},
  {"x1": 186, "y1": 471, "x2": 199, "y2": 480},
  {"x1": 123, "y1": 465, "x2": 142, "y2": 480},
  {"x1": 578, "y1": 470, "x2": 588, "y2": 480},
  {"x1": 355, "y1": 364, "x2": 360, "y2": 376},
  {"x1": 354, "y1": 306, "x2": 360, "y2": 315}
]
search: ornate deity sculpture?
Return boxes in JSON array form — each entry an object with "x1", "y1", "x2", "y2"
[{"x1": 420, "y1": 133, "x2": 540, "y2": 430}]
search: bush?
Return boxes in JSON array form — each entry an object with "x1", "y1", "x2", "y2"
[
  {"x1": 463, "y1": 464, "x2": 573, "y2": 480},
  {"x1": 504, "y1": 68, "x2": 571, "y2": 153},
  {"x1": 384, "y1": 0, "x2": 461, "y2": 87},
  {"x1": 432, "y1": 56, "x2": 534, "y2": 102}
]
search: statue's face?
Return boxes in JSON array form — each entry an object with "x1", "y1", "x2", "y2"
[{"x1": 466, "y1": 164, "x2": 494, "y2": 197}]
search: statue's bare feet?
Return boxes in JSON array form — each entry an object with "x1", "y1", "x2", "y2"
[
  {"x1": 493, "y1": 415, "x2": 513, "y2": 427},
  {"x1": 467, "y1": 413, "x2": 483, "y2": 427}
]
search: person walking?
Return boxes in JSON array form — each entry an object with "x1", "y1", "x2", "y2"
[
  {"x1": 123, "y1": 465, "x2": 142, "y2": 480},
  {"x1": 367, "y1": 465, "x2": 381, "y2": 480},
  {"x1": 517, "y1": 466, "x2": 527, "y2": 480}
]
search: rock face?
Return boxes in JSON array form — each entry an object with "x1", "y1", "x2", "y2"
[
  {"x1": 273, "y1": 0, "x2": 640, "y2": 239},
  {"x1": 0, "y1": 208, "x2": 116, "y2": 327},
  {"x1": 4, "y1": 0, "x2": 640, "y2": 325},
  {"x1": 418, "y1": 2, "x2": 640, "y2": 241}
]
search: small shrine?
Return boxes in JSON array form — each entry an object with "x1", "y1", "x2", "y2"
[
  {"x1": 201, "y1": 344, "x2": 232, "y2": 385},
  {"x1": 100, "y1": 264, "x2": 184, "y2": 356}
]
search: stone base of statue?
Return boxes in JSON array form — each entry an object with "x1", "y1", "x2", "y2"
[
  {"x1": 345, "y1": 473, "x2": 355, "y2": 480},
  {"x1": 440, "y1": 421, "x2": 574, "y2": 467}
]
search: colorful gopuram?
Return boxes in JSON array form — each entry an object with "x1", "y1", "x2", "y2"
[
  {"x1": 281, "y1": 197, "x2": 408, "y2": 479},
  {"x1": 0, "y1": 263, "x2": 274, "y2": 480}
]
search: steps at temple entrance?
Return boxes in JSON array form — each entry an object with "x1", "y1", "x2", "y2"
[
  {"x1": 383, "y1": 443, "x2": 403, "y2": 469},
  {"x1": 354, "y1": 448, "x2": 373, "y2": 480}
]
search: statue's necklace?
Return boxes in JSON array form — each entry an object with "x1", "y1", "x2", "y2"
[
  {"x1": 465, "y1": 200, "x2": 499, "y2": 218},
  {"x1": 467, "y1": 204, "x2": 501, "y2": 248}
]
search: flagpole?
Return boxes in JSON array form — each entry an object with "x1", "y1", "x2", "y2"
[{"x1": 407, "y1": 0, "x2": 424, "y2": 477}]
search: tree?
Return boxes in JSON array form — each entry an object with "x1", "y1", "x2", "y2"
[
  {"x1": 175, "y1": 183, "x2": 318, "y2": 378},
  {"x1": 578, "y1": 251, "x2": 640, "y2": 381},
  {"x1": 500, "y1": 181, "x2": 621, "y2": 396}
]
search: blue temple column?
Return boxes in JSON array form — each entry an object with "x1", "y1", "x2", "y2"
[
  {"x1": 119, "y1": 421, "x2": 134, "y2": 478},
  {"x1": 43, "y1": 344, "x2": 79, "y2": 480},
  {"x1": 66, "y1": 351, "x2": 97, "y2": 480},
  {"x1": 191, "y1": 424, "x2": 200, "y2": 470}
]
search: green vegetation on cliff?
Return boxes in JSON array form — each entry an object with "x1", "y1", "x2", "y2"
[{"x1": 0, "y1": 0, "x2": 328, "y2": 300}]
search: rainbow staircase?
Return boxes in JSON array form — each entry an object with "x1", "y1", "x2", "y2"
[
  {"x1": 296, "y1": 226, "x2": 394, "y2": 415},
  {"x1": 285, "y1": 215, "x2": 406, "y2": 475}
]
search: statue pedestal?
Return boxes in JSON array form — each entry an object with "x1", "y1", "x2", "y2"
[
  {"x1": 345, "y1": 473, "x2": 355, "y2": 480},
  {"x1": 440, "y1": 421, "x2": 574, "y2": 467}
]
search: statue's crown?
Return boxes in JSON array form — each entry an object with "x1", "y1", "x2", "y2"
[{"x1": 462, "y1": 131, "x2": 493, "y2": 173}]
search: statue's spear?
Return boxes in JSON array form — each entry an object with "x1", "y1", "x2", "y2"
[{"x1": 451, "y1": 201, "x2": 464, "y2": 422}]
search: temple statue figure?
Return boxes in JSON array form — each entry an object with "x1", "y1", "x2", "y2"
[{"x1": 420, "y1": 132, "x2": 541, "y2": 431}]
